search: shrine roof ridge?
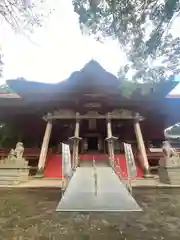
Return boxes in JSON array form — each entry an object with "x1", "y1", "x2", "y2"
[{"x1": 1, "y1": 60, "x2": 178, "y2": 102}]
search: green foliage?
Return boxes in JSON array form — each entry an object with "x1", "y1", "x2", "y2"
[
  {"x1": 73, "y1": 0, "x2": 180, "y2": 84},
  {"x1": 119, "y1": 81, "x2": 137, "y2": 98},
  {"x1": 119, "y1": 79, "x2": 168, "y2": 98},
  {"x1": 0, "y1": 0, "x2": 51, "y2": 32}
]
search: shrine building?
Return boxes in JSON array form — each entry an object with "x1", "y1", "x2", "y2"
[{"x1": 0, "y1": 60, "x2": 179, "y2": 178}]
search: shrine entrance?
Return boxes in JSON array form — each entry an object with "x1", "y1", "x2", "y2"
[
  {"x1": 81, "y1": 135, "x2": 103, "y2": 154},
  {"x1": 87, "y1": 137, "x2": 98, "y2": 152}
]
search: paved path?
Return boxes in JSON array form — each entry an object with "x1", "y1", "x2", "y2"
[{"x1": 56, "y1": 166, "x2": 142, "y2": 212}]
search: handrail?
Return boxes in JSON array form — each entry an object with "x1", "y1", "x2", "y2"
[
  {"x1": 92, "y1": 156, "x2": 98, "y2": 196},
  {"x1": 124, "y1": 143, "x2": 138, "y2": 195},
  {"x1": 115, "y1": 157, "x2": 122, "y2": 179},
  {"x1": 114, "y1": 157, "x2": 129, "y2": 189}
]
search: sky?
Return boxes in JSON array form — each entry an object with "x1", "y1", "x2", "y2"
[
  {"x1": 0, "y1": 0, "x2": 124, "y2": 84},
  {"x1": 0, "y1": 0, "x2": 180, "y2": 95}
]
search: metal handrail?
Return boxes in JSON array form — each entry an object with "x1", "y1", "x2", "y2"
[
  {"x1": 114, "y1": 157, "x2": 129, "y2": 189},
  {"x1": 115, "y1": 157, "x2": 122, "y2": 179},
  {"x1": 109, "y1": 153, "x2": 133, "y2": 194},
  {"x1": 123, "y1": 143, "x2": 138, "y2": 195},
  {"x1": 92, "y1": 156, "x2": 98, "y2": 196}
]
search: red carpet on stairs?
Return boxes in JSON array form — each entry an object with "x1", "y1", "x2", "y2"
[
  {"x1": 44, "y1": 154, "x2": 62, "y2": 178},
  {"x1": 114, "y1": 154, "x2": 143, "y2": 178},
  {"x1": 44, "y1": 154, "x2": 143, "y2": 179}
]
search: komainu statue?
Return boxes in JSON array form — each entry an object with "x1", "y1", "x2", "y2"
[
  {"x1": 162, "y1": 141, "x2": 178, "y2": 158},
  {"x1": 159, "y1": 141, "x2": 180, "y2": 184},
  {"x1": 8, "y1": 142, "x2": 24, "y2": 161},
  {"x1": 14, "y1": 142, "x2": 24, "y2": 159},
  {"x1": 160, "y1": 141, "x2": 180, "y2": 168},
  {"x1": 0, "y1": 141, "x2": 27, "y2": 168}
]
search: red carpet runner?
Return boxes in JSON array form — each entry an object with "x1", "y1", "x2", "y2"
[
  {"x1": 44, "y1": 155, "x2": 63, "y2": 178},
  {"x1": 114, "y1": 154, "x2": 143, "y2": 178},
  {"x1": 44, "y1": 154, "x2": 143, "y2": 178}
]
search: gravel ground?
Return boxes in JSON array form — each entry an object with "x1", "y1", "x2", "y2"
[{"x1": 0, "y1": 188, "x2": 180, "y2": 240}]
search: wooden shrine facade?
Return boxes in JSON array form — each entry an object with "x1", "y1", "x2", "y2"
[{"x1": 0, "y1": 60, "x2": 180, "y2": 176}]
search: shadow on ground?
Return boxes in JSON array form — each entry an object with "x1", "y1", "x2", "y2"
[{"x1": 0, "y1": 188, "x2": 180, "y2": 239}]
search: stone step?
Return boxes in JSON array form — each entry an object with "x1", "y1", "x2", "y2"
[
  {"x1": 0, "y1": 176, "x2": 28, "y2": 181},
  {"x1": 0, "y1": 171, "x2": 28, "y2": 176},
  {"x1": 0, "y1": 177, "x2": 29, "y2": 185},
  {"x1": 0, "y1": 179, "x2": 20, "y2": 185},
  {"x1": 0, "y1": 174, "x2": 28, "y2": 179},
  {"x1": 0, "y1": 176, "x2": 19, "y2": 180}
]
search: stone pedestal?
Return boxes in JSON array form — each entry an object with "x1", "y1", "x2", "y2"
[
  {"x1": 159, "y1": 156, "x2": 180, "y2": 184},
  {"x1": 0, "y1": 157, "x2": 29, "y2": 185}
]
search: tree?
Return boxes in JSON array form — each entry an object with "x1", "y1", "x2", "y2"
[
  {"x1": 0, "y1": 0, "x2": 52, "y2": 77},
  {"x1": 0, "y1": 0, "x2": 51, "y2": 31},
  {"x1": 73, "y1": 0, "x2": 180, "y2": 87}
]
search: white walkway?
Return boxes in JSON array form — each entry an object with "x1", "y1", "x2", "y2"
[{"x1": 56, "y1": 166, "x2": 142, "y2": 212}]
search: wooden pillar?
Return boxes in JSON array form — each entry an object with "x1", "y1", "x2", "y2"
[
  {"x1": 70, "y1": 113, "x2": 81, "y2": 169},
  {"x1": 74, "y1": 118, "x2": 80, "y2": 138},
  {"x1": 98, "y1": 137, "x2": 103, "y2": 152},
  {"x1": 75, "y1": 118, "x2": 80, "y2": 167},
  {"x1": 134, "y1": 120, "x2": 150, "y2": 175},
  {"x1": 106, "y1": 119, "x2": 114, "y2": 157},
  {"x1": 106, "y1": 115, "x2": 117, "y2": 167},
  {"x1": 107, "y1": 119, "x2": 113, "y2": 138},
  {"x1": 38, "y1": 120, "x2": 52, "y2": 172}
]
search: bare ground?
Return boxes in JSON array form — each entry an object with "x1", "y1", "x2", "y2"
[{"x1": 0, "y1": 188, "x2": 180, "y2": 239}]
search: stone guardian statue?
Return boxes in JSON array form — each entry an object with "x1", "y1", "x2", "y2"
[
  {"x1": 8, "y1": 142, "x2": 24, "y2": 162},
  {"x1": 14, "y1": 142, "x2": 24, "y2": 159},
  {"x1": 162, "y1": 141, "x2": 178, "y2": 158},
  {"x1": 160, "y1": 141, "x2": 180, "y2": 168}
]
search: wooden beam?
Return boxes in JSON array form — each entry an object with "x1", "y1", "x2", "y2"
[
  {"x1": 43, "y1": 109, "x2": 145, "y2": 121},
  {"x1": 44, "y1": 115, "x2": 144, "y2": 121},
  {"x1": 47, "y1": 115, "x2": 136, "y2": 120}
]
